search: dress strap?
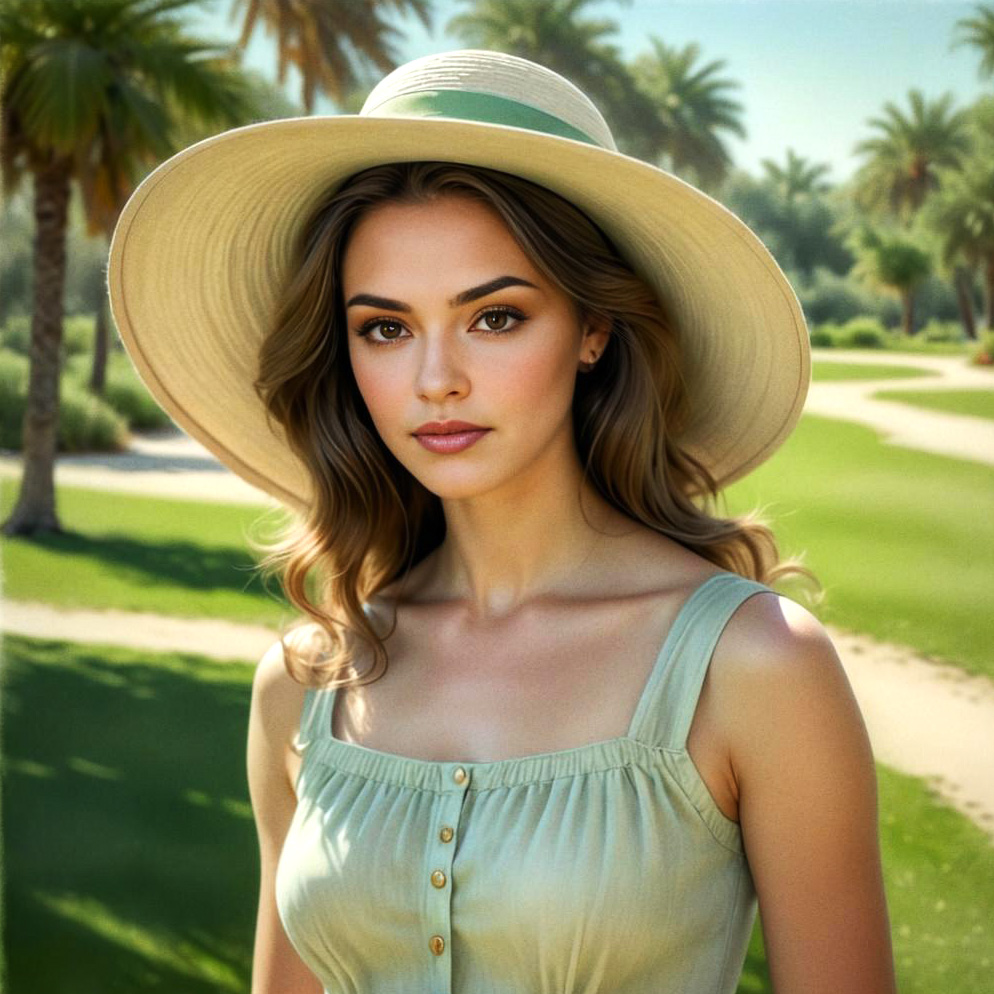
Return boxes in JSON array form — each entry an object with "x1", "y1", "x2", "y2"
[
  {"x1": 293, "y1": 682, "x2": 335, "y2": 753},
  {"x1": 629, "y1": 572, "x2": 775, "y2": 752}
]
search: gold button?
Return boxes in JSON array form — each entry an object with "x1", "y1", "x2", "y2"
[
  {"x1": 430, "y1": 869, "x2": 447, "y2": 888},
  {"x1": 439, "y1": 825, "x2": 454, "y2": 843},
  {"x1": 429, "y1": 934, "x2": 445, "y2": 955},
  {"x1": 452, "y1": 766, "x2": 467, "y2": 784}
]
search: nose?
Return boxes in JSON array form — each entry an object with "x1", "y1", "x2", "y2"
[{"x1": 415, "y1": 334, "x2": 471, "y2": 403}]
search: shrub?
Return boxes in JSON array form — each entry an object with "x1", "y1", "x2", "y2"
[
  {"x1": 63, "y1": 352, "x2": 173, "y2": 431},
  {"x1": 970, "y1": 329, "x2": 994, "y2": 367},
  {"x1": 809, "y1": 327, "x2": 834, "y2": 347},
  {"x1": 0, "y1": 348, "x2": 29, "y2": 449},
  {"x1": 0, "y1": 345, "x2": 129, "y2": 452},
  {"x1": 1, "y1": 313, "x2": 101, "y2": 362},
  {"x1": 917, "y1": 319, "x2": 966, "y2": 344},
  {"x1": 840, "y1": 316, "x2": 889, "y2": 348},
  {"x1": 0, "y1": 315, "x2": 30, "y2": 356},
  {"x1": 59, "y1": 378, "x2": 130, "y2": 452},
  {"x1": 62, "y1": 315, "x2": 94, "y2": 359}
]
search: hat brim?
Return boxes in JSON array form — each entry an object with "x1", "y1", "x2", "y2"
[{"x1": 107, "y1": 114, "x2": 810, "y2": 511}]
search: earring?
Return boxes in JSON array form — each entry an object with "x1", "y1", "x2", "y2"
[{"x1": 579, "y1": 351, "x2": 601, "y2": 373}]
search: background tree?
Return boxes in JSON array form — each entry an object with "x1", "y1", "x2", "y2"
[
  {"x1": 851, "y1": 88, "x2": 972, "y2": 226},
  {"x1": 628, "y1": 36, "x2": 745, "y2": 194},
  {"x1": 229, "y1": 0, "x2": 435, "y2": 113},
  {"x1": 847, "y1": 224, "x2": 934, "y2": 336},
  {"x1": 950, "y1": 1, "x2": 994, "y2": 82},
  {"x1": 446, "y1": 0, "x2": 662, "y2": 159},
  {"x1": 0, "y1": 0, "x2": 269, "y2": 537}
]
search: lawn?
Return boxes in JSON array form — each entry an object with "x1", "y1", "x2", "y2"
[
  {"x1": 3, "y1": 634, "x2": 992, "y2": 993},
  {"x1": 811, "y1": 360, "x2": 941, "y2": 382},
  {"x1": 871, "y1": 387, "x2": 994, "y2": 422}
]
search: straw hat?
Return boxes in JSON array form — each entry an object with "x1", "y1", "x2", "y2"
[{"x1": 106, "y1": 47, "x2": 810, "y2": 512}]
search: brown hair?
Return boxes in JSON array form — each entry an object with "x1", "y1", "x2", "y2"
[{"x1": 249, "y1": 160, "x2": 821, "y2": 689}]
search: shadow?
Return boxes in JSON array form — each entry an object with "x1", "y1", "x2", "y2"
[
  {"x1": 3, "y1": 634, "x2": 258, "y2": 992},
  {"x1": 3, "y1": 528, "x2": 286, "y2": 604}
]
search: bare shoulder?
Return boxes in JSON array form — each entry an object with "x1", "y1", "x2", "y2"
[
  {"x1": 250, "y1": 627, "x2": 319, "y2": 782},
  {"x1": 708, "y1": 584, "x2": 875, "y2": 824}
]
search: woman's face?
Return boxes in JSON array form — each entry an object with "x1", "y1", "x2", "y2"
[{"x1": 342, "y1": 193, "x2": 609, "y2": 499}]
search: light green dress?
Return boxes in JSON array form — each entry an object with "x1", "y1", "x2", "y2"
[{"x1": 276, "y1": 570, "x2": 773, "y2": 993}]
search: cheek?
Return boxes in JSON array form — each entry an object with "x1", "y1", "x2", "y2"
[
  {"x1": 497, "y1": 336, "x2": 578, "y2": 417},
  {"x1": 349, "y1": 350, "x2": 407, "y2": 427}
]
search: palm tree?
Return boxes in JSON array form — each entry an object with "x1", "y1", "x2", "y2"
[
  {"x1": 446, "y1": 0, "x2": 661, "y2": 159},
  {"x1": 628, "y1": 37, "x2": 745, "y2": 194},
  {"x1": 851, "y1": 89, "x2": 973, "y2": 225},
  {"x1": 950, "y1": 1, "x2": 994, "y2": 81},
  {"x1": 228, "y1": 0, "x2": 435, "y2": 113},
  {"x1": 919, "y1": 104, "x2": 994, "y2": 335},
  {"x1": 0, "y1": 0, "x2": 268, "y2": 537},
  {"x1": 759, "y1": 147, "x2": 833, "y2": 210},
  {"x1": 848, "y1": 225, "x2": 933, "y2": 336}
]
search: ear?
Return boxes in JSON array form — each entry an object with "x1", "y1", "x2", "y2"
[{"x1": 580, "y1": 312, "x2": 613, "y2": 357}]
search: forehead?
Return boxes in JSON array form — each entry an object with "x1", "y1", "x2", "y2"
[{"x1": 342, "y1": 195, "x2": 543, "y2": 286}]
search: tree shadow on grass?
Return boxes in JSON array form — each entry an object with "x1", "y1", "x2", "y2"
[{"x1": 4, "y1": 634, "x2": 259, "y2": 992}]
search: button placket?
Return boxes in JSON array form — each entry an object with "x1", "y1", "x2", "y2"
[{"x1": 428, "y1": 764, "x2": 472, "y2": 989}]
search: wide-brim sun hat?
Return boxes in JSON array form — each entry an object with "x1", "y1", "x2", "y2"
[{"x1": 106, "y1": 47, "x2": 810, "y2": 513}]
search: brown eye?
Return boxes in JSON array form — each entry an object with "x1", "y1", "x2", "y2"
[{"x1": 483, "y1": 310, "x2": 509, "y2": 331}]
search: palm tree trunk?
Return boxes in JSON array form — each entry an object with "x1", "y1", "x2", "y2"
[
  {"x1": 901, "y1": 288, "x2": 915, "y2": 337},
  {"x1": 1, "y1": 156, "x2": 74, "y2": 536},
  {"x1": 953, "y1": 265, "x2": 977, "y2": 341},
  {"x1": 89, "y1": 295, "x2": 109, "y2": 394}
]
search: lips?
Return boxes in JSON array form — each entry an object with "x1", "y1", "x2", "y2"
[{"x1": 414, "y1": 420, "x2": 489, "y2": 435}]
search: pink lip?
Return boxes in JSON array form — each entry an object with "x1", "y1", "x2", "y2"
[{"x1": 415, "y1": 429, "x2": 491, "y2": 453}]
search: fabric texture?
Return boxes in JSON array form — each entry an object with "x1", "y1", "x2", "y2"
[{"x1": 275, "y1": 570, "x2": 773, "y2": 993}]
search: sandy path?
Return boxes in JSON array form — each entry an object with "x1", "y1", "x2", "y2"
[
  {"x1": 1, "y1": 349, "x2": 992, "y2": 842},
  {"x1": 804, "y1": 350, "x2": 994, "y2": 465}
]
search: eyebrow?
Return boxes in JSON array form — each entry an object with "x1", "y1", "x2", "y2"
[{"x1": 345, "y1": 275, "x2": 540, "y2": 312}]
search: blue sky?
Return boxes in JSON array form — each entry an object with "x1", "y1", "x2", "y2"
[{"x1": 189, "y1": 0, "x2": 992, "y2": 184}]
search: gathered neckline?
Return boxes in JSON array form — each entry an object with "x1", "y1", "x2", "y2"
[{"x1": 296, "y1": 570, "x2": 744, "y2": 787}]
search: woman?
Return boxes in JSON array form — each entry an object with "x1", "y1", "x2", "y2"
[{"x1": 108, "y1": 49, "x2": 897, "y2": 994}]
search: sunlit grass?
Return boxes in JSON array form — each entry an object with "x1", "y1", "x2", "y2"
[{"x1": 871, "y1": 387, "x2": 994, "y2": 422}]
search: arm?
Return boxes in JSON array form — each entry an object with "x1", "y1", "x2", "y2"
[
  {"x1": 721, "y1": 593, "x2": 898, "y2": 994},
  {"x1": 248, "y1": 639, "x2": 325, "y2": 994}
]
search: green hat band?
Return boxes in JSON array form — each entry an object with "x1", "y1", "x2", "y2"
[{"x1": 367, "y1": 89, "x2": 604, "y2": 148}]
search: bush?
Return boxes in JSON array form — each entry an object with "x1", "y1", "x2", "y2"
[
  {"x1": 917, "y1": 319, "x2": 966, "y2": 344},
  {"x1": 0, "y1": 314, "x2": 30, "y2": 356},
  {"x1": 0, "y1": 345, "x2": 129, "y2": 453},
  {"x1": 809, "y1": 322, "x2": 842, "y2": 347},
  {"x1": 0, "y1": 349, "x2": 29, "y2": 448},
  {"x1": 840, "y1": 317, "x2": 889, "y2": 348},
  {"x1": 63, "y1": 352, "x2": 173, "y2": 431},
  {"x1": 970, "y1": 329, "x2": 994, "y2": 367},
  {"x1": 59, "y1": 378, "x2": 130, "y2": 452},
  {"x1": 797, "y1": 266, "x2": 900, "y2": 328},
  {"x1": 62, "y1": 314, "x2": 95, "y2": 359}
]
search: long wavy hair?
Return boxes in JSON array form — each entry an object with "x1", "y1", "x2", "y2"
[{"x1": 249, "y1": 160, "x2": 821, "y2": 690}]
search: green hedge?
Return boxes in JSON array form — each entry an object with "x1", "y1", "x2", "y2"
[{"x1": 0, "y1": 348, "x2": 130, "y2": 452}]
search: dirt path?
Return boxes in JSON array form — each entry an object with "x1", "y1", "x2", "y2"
[
  {"x1": 1, "y1": 349, "x2": 993, "y2": 842},
  {"x1": 804, "y1": 350, "x2": 994, "y2": 465}
]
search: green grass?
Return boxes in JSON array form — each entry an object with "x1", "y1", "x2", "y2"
[
  {"x1": 4, "y1": 634, "x2": 991, "y2": 994},
  {"x1": 3, "y1": 635, "x2": 257, "y2": 993},
  {"x1": 719, "y1": 412, "x2": 993, "y2": 680},
  {"x1": 871, "y1": 388, "x2": 994, "y2": 422},
  {"x1": 811, "y1": 360, "x2": 941, "y2": 382},
  {"x1": 0, "y1": 481, "x2": 293, "y2": 625}
]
